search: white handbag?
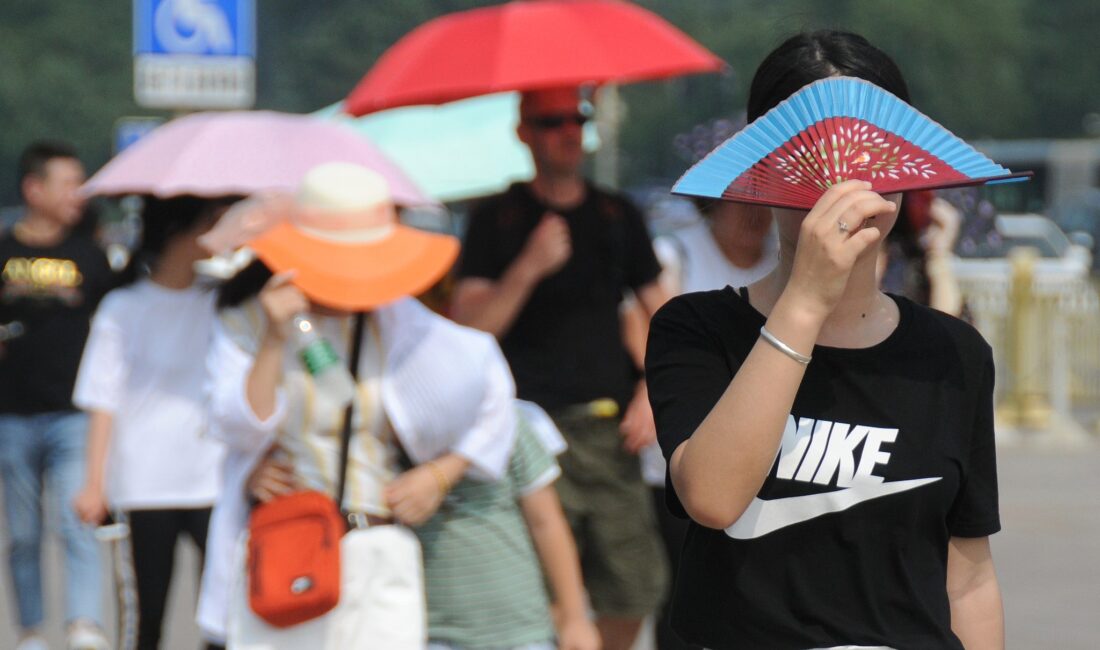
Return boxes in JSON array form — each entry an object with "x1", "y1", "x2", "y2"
[{"x1": 227, "y1": 525, "x2": 427, "y2": 650}]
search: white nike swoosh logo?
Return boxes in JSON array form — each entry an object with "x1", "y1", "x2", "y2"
[{"x1": 724, "y1": 477, "x2": 942, "y2": 540}]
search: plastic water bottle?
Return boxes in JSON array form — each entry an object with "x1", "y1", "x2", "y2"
[{"x1": 291, "y1": 315, "x2": 355, "y2": 410}]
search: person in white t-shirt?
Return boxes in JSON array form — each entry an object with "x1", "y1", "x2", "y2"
[
  {"x1": 622, "y1": 197, "x2": 777, "y2": 650},
  {"x1": 72, "y1": 195, "x2": 236, "y2": 650},
  {"x1": 653, "y1": 198, "x2": 778, "y2": 297}
]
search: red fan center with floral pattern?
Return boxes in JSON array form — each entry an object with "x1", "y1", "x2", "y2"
[{"x1": 725, "y1": 117, "x2": 969, "y2": 207}]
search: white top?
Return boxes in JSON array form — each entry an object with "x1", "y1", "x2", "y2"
[
  {"x1": 641, "y1": 219, "x2": 779, "y2": 486},
  {"x1": 218, "y1": 303, "x2": 399, "y2": 515},
  {"x1": 72, "y1": 279, "x2": 225, "y2": 510},
  {"x1": 207, "y1": 297, "x2": 516, "y2": 480},
  {"x1": 653, "y1": 218, "x2": 778, "y2": 296},
  {"x1": 197, "y1": 296, "x2": 517, "y2": 642}
]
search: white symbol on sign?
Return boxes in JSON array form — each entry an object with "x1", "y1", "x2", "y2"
[{"x1": 154, "y1": 0, "x2": 234, "y2": 55}]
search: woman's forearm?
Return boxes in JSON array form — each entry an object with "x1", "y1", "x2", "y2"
[
  {"x1": 246, "y1": 331, "x2": 286, "y2": 421},
  {"x1": 950, "y1": 581, "x2": 1004, "y2": 650},
  {"x1": 671, "y1": 294, "x2": 822, "y2": 529},
  {"x1": 948, "y1": 536, "x2": 1004, "y2": 649},
  {"x1": 428, "y1": 452, "x2": 471, "y2": 487},
  {"x1": 82, "y1": 411, "x2": 114, "y2": 490}
]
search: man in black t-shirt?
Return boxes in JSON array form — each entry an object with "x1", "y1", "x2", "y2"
[
  {"x1": 452, "y1": 87, "x2": 670, "y2": 650},
  {"x1": 0, "y1": 141, "x2": 114, "y2": 650}
]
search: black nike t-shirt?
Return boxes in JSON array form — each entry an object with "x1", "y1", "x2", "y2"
[
  {"x1": 0, "y1": 231, "x2": 115, "y2": 413},
  {"x1": 645, "y1": 287, "x2": 999, "y2": 650}
]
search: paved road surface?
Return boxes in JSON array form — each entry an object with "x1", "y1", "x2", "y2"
[{"x1": 2, "y1": 441, "x2": 1097, "y2": 649}]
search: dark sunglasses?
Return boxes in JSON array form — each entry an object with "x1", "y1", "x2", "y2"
[{"x1": 526, "y1": 113, "x2": 590, "y2": 130}]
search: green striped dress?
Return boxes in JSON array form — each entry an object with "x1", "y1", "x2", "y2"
[{"x1": 417, "y1": 416, "x2": 560, "y2": 648}]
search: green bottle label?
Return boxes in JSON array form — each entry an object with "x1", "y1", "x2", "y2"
[{"x1": 300, "y1": 339, "x2": 341, "y2": 376}]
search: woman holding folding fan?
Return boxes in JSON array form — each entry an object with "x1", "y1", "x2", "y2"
[{"x1": 646, "y1": 31, "x2": 1004, "y2": 650}]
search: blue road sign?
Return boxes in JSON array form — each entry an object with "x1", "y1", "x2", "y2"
[
  {"x1": 114, "y1": 117, "x2": 164, "y2": 154},
  {"x1": 134, "y1": 0, "x2": 255, "y2": 58},
  {"x1": 132, "y1": 0, "x2": 255, "y2": 109}
]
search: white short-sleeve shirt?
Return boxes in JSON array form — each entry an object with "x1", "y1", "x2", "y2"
[{"x1": 73, "y1": 279, "x2": 225, "y2": 510}]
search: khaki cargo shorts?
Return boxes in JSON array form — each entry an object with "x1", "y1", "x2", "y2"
[{"x1": 551, "y1": 407, "x2": 668, "y2": 618}]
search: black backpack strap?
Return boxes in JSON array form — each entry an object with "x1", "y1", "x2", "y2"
[{"x1": 335, "y1": 312, "x2": 367, "y2": 509}]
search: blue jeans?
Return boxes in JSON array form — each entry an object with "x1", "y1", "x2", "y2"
[{"x1": 0, "y1": 411, "x2": 102, "y2": 630}]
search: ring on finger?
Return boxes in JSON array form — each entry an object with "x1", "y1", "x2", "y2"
[{"x1": 838, "y1": 220, "x2": 850, "y2": 234}]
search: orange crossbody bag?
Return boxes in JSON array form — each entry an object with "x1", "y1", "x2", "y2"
[
  {"x1": 247, "y1": 490, "x2": 345, "y2": 627},
  {"x1": 246, "y1": 313, "x2": 365, "y2": 628}
]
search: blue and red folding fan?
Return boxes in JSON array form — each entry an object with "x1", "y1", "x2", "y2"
[{"x1": 673, "y1": 77, "x2": 1030, "y2": 210}]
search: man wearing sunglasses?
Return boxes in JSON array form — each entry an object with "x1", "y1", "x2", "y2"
[{"x1": 452, "y1": 87, "x2": 669, "y2": 650}]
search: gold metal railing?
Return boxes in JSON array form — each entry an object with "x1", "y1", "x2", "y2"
[{"x1": 956, "y1": 248, "x2": 1100, "y2": 436}]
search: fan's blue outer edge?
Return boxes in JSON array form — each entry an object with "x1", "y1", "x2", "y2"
[{"x1": 673, "y1": 76, "x2": 1016, "y2": 198}]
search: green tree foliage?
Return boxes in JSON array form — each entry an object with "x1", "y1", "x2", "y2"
[
  {"x1": 1020, "y1": 0, "x2": 1100, "y2": 140},
  {"x1": 0, "y1": 1, "x2": 1096, "y2": 206},
  {"x1": 618, "y1": 0, "x2": 1039, "y2": 184},
  {"x1": 0, "y1": 3, "x2": 143, "y2": 205},
  {"x1": 255, "y1": 0, "x2": 500, "y2": 112}
]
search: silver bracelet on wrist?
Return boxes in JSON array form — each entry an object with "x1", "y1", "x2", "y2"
[{"x1": 759, "y1": 326, "x2": 812, "y2": 365}]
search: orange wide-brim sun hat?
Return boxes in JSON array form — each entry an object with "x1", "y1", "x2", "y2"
[
  {"x1": 200, "y1": 161, "x2": 459, "y2": 312},
  {"x1": 250, "y1": 220, "x2": 458, "y2": 312}
]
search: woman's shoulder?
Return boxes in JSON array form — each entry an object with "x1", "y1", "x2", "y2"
[
  {"x1": 95, "y1": 281, "x2": 140, "y2": 313},
  {"x1": 895, "y1": 295, "x2": 993, "y2": 361},
  {"x1": 653, "y1": 221, "x2": 708, "y2": 264},
  {"x1": 383, "y1": 297, "x2": 503, "y2": 361},
  {"x1": 92, "y1": 279, "x2": 159, "y2": 323},
  {"x1": 650, "y1": 287, "x2": 761, "y2": 355},
  {"x1": 390, "y1": 298, "x2": 491, "y2": 339},
  {"x1": 655, "y1": 286, "x2": 753, "y2": 328}
]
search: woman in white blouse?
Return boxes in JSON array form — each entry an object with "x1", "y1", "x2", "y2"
[{"x1": 195, "y1": 163, "x2": 516, "y2": 650}]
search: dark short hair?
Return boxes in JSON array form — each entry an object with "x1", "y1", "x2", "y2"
[
  {"x1": 18, "y1": 140, "x2": 79, "y2": 198},
  {"x1": 747, "y1": 30, "x2": 910, "y2": 123},
  {"x1": 118, "y1": 195, "x2": 242, "y2": 286},
  {"x1": 217, "y1": 258, "x2": 273, "y2": 310}
]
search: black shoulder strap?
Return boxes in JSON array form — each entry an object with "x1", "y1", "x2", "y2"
[{"x1": 335, "y1": 312, "x2": 367, "y2": 510}]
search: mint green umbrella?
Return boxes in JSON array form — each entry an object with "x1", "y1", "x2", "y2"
[{"x1": 316, "y1": 92, "x2": 597, "y2": 202}]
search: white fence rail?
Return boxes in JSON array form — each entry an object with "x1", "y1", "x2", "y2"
[{"x1": 955, "y1": 245, "x2": 1100, "y2": 413}]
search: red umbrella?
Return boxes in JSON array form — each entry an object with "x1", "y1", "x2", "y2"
[{"x1": 344, "y1": 0, "x2": 724, "y2": 116}]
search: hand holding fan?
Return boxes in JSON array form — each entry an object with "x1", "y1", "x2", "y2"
[{"x1": 673, "y1": 77, "x2": 1030, "y2": 210}]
